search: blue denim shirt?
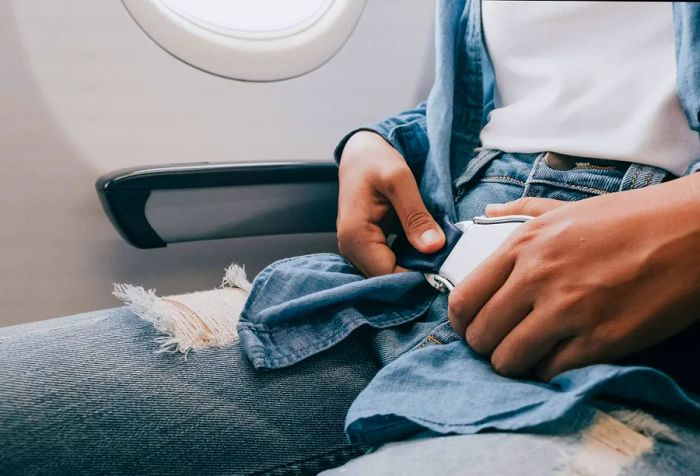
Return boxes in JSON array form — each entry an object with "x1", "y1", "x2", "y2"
[{"x1": 238, "y1": 1, "x2": 700, "y2": 445}]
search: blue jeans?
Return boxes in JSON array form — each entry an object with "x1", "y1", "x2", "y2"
[
  {"x1": 0, "y1": 308, "x2": 378, "y2": 474},
  {"x1": 1, "y1": 151, "x2": 697, "y2": 474},
  {"x1": 2, "y1": 310, "x2": 699, "y2": 476}
]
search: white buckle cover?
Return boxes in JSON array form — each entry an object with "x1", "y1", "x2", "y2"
[{"x1": 425, "y1": 215, "x2": 532, "y2": 292}]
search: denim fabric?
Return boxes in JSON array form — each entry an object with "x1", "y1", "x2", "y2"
[
  {"x1": 345, "y1": 329, "x2": 699, "y2": 446},
  {"x1": 327, "y1": 402, "x2": 700, "y2": 475},
  {"x1": 239, "y1": 0, "x2": 700, "y2": 449},
  {"x1": 238, "y1": 255, "x2": 436, "y2": 369},
  {"x1": 0, "y1": 308, "x2": 377, "y2": 475},
  {"x1": 239, "y1": 150, "x2": 700, "y2": 446}
]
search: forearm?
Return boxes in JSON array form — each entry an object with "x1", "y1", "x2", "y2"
[
  {"x1": 668, "y1": 169, "x2": 700, "y2": 212},
  {"x1": 631, "y1": 170, "x2": 700, "y2": 242}
]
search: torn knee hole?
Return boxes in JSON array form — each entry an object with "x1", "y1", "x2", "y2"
[{"x1": 113, "y1": 264, "x2": 252, "y2": 355}]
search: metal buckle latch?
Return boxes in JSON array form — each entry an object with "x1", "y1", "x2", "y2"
[{"x1": 424, "y1": 273, "x2": 455, "y2": 293}]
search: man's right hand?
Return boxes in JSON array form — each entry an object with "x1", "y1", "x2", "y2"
[{"x1": 337, "y1": 131, "x2": 446, "y2": 277}]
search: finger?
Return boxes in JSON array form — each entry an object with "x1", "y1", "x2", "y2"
[
  {"x1": 337, "y1": 174, "x2": 396, "y2": 276},
  {"x1": 484, "y1": 197, "x2": 566, "y2": 218},
  {"x1": 448, "y1": 245, "x2": 516, "y2": 338},
  {"x1": 534, "y1": 336, "x2": 604, "y2": 382},
  {"x1": 378, "y1": 167, "x2": 446, "y2": 254},
  {"x1": 490, "y1": 308, "x2": 577, "y2": 378},
  {"x1": 463, "y1": 277, "x2": 532, "y2": 355},
  {"x1": 340, "y1": 221, "x2": 399, "y2": 277}
]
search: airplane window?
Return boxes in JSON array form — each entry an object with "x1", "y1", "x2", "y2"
[
  {"x1": 122, "y1": 0, "x2": 366, "y2": 81},
  {"x1": 159, "y1": 0, "x2": 334, "y2": 39}
]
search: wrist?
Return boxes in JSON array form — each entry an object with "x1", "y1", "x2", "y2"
[
  {"x1": 340, "y1": 130, "x2": 405, "y2": 173},
  {"x1": 684, "y1": 170, "x2": 700, "y2": 207},
  {"x1": 335, "y1": 128, "x2": 391, "y2": 165},
  {"x1": 343, "y1": 131, "x2": 389, "y2": 157}
]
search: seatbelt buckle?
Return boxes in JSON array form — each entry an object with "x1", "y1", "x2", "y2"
[{"x1": 424, "y1": 215, "x2": 532, "y2": 293}]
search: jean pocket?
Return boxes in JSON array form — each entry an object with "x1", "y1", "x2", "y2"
[{"x1": 523, "y1": 152, "x2": 630, "y2": 201}]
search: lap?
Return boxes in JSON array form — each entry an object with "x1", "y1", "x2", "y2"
[
  {"x1": 4, "y1": 306, "x2": 698, "y2": 475},
  {"x1": 0, "y1": 308, "x2": 377, "y2": 475}
]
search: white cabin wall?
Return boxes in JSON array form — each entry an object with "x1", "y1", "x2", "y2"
[{"x1": 0, "y1": 0, "x2": 435, "y2": 326}]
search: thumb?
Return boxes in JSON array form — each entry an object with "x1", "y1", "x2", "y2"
[
  {"x1": 485, "y1": 197, "x2": 566, "y2": 218},
  {"x1": 381, "y1": 168, "x2": 446, "y2": 253}
]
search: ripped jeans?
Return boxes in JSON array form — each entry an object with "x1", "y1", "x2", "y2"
[{"x1": 1, "y1": 151, "x2": 699, "y2": 475}]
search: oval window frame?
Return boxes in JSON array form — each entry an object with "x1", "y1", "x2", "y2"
[{"x1": 122, "y1": 0, "x2": 367, "y2": 81}]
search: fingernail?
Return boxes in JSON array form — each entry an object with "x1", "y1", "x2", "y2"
[
  {"x1": 419, "y1": 229, "x2": 441, "y2": 246},
  {"x1": 485, "y1": 203, "x2": 503, "y2": 214}
]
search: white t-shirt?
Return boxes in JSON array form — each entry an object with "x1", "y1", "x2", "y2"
[{"x1": 479, "y1": 1, "x2": 700, "y2": 176}]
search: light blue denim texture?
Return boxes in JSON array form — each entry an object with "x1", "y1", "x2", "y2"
[
  {"x1": 239, "y1": 150, "x2": 700, "y2": 446},
  {"x1": 238, "y1": 0, "x2": 700, "y2": 447},
  {"x1": 326, "y1": 403, "x2": 700, "y2": 475}
]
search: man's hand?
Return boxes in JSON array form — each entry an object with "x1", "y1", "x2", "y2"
[
  {"x1": 448, "y1": 176, "x2": 700, "y2": 381},
  {"x1": 337, "y1": 131, "x2": 445, "y2": 276}
]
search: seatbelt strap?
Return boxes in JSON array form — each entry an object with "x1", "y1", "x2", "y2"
[{"x1": 393, "y1": 215, "x2": 531, "y2": 293}]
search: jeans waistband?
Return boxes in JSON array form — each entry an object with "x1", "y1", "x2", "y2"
[{"x1": 454, "y1": 149, "x2": 671, "y2": 200}]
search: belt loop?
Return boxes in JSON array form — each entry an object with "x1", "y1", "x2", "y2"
[{"x1": 620, "y1": 164, "x2": 668, "y2": 191}]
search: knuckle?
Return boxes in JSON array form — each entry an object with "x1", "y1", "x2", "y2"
[
  {"x1": 517, "y1": 196, "x2": 533, "y2": 209},
  {"x1": 506, "y1": 220, "x2": 552, "y2": 263},
  {"x1": 510, "y1": 221, "x2": 539, "y2": 248},
  {"x1": 465, "y1": 326, "x2": 485, "y2": 354},
  {"x1": 491, "y1": 352, "x2": 514, "y2": 376},
  {"x1": 590, "y1": 323, "x2": 620, "y2": 348},
  {"x1": 491, "y1": 340, "x2": 524, "y2": 376},
  {"x1": 562, "y1": 290, "x2": 584, "y2": 310},
  {"x1": 447, "y1": 292, "x2": 464, "y2": 320},
  {"x1": 557, "y1": 288, "x2": 591, "y2": 315},
  {"x1": 520, "y1": 262, "x2": 548, "y2": 286},
  {"x1": 465, "y1": 321, "x2": 498, "y2": 356},
  {"x1": 336, "y1": 238, "x2": 348, "y2": 257},
  {"x1": 542, "y1": 217, "x2": 574, "y2": 245},
  {"x1": 336, "y1": 238, "x2": 351, "y2": 258},
  {"x1": 336, "y1": 223, "x2": 363, "y2": 249},
  {"x1": 504, "y1": 232, "x2": 528, "y2": 258},
  {"x1": 507, "y1": 196, "x2": 535, "y2": 215},
  {"x1": 335, "y1": 217, "x2": 344, "y2": 237},
  {"x1": 335, "y1": 225, "x2": 350, "y2": 244},
  {"x1": 447, "y1": 293, "x2": 466, "y2": 333},
  {"x1": 404, "y1": 209, "x2": 432, "y2": 232}
]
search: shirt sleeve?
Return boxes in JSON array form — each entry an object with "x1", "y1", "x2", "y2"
[{"x1": 333, "y1": 102, "x2": 429, "y2": 177}]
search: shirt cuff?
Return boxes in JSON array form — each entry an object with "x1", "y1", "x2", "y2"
[{"x1": 333, "y1": 122, "x2": 429, "y2": 179}]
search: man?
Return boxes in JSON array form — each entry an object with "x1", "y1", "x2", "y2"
[{"x1": 1, "y1": 2, "x2": 698, "y2": 474}]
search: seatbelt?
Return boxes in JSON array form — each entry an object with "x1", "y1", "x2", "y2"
[{"x1": 393, "y1": 215, "x2": 532, "y2": 293}]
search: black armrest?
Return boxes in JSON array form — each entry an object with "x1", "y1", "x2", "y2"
[{"x1": 96, "y1": 161, "x2": 339, "y2": 249}]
